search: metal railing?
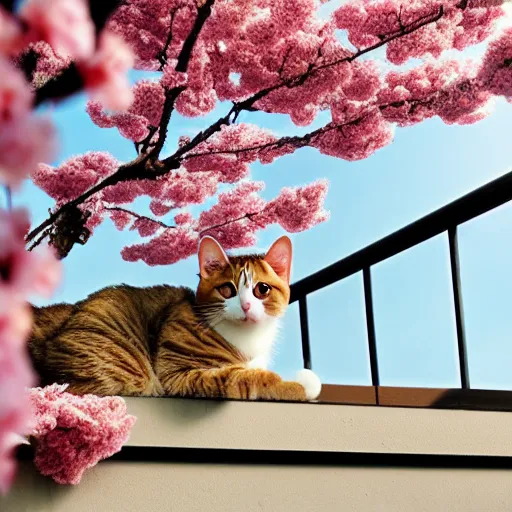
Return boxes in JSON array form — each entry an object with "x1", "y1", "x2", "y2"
[{"x1": 290, "y1": 169, "x2": 512, "y2": 389}]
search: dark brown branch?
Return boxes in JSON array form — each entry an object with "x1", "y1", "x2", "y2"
[
  {"x1": 26, "y1": 227, "x2": 53, "y2": 252},
  {"x1": 135, "y1": 126, "x2": 158, "y2": 155},
  {"x1": 33, "y1": 64, "x2": 85, "y2": 107},
  {"x1": 0, "y1": 0, "x2": 14, "y2": 13},
  {"x1": 16, "y1": 48, "x2": 39, "y2": 84},
  {"x1": 105, "y1": 206, "x2": 174, "y2": 229},
  {"x1": 108, "y1": 207, "x2": 262, "y2": 239},
  {"x1": 199, "y1": 211, "x2": 262, "y2": 237},
  {"x1": 26, "y1": 156, "x2": 149, "y2": 245},
  {"x1": 88, "y1": 0, "x2": 123, "y2": 34},
  {"x1": 150, "y1": 86, "x2": 186, "y2": 159},
  {"x1": 156, "y1": 8, "x2": 179, "y2": 71},
  {"x1": 183, "y1": 112, "x2": 373, "y2": 160},
  {"x1": 176, "y1": 0, "x2": 215, "y2": 72}
]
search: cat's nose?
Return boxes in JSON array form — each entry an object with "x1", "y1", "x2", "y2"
[{"x1": 241, "y1": 302, "x2": 251, "y2": 312}]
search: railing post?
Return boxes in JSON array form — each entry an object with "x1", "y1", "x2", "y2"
[
  {"x1": 448, "y1": 226, "x2": 470, "y2": 389},
  {"x1": 298, "y1": 296, "x2": 312, "y2": 370},
  {"x1": 363, "y1": 267, "x2": 380, "y2": 387}
]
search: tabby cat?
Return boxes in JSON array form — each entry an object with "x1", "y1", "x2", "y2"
[{"x1": 28, "y1": 235, "x2": 322, "y2": 401}]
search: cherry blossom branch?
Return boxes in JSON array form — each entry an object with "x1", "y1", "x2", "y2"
[
  {"x1": 184, "y1": 114, "x2": 374, "y2": 159},
  {"x1": 199, "y1": 211, "x2": 261, "y2": 237},
  {"x1": 26, "y1": 156, "x2": 149, "y2": 245},
  {"x1": 316, "y1": 6, "x2": 444, "y2": 69},
  {"x1": 162, "y1": 3, "x2": 445, "y2": 167},
  {"x1": 150, "y1": 86, "x2": 186, "y2": 159},
  {"x1": 176, "y1": 0, "x2": 216, "y2": 73},
  {"x1": 107, "y1": 206, "x2": 263, "y2": 238},
  {"x1": 156, "y1": 8, "x2": 179, "y2": 71},
  {"x1": 105, "y1": 206, "x2": 174, "y2": 229},
  {"x1": 135, "y1": 125, "x2": 157, "y2": 155},
  {"x1": 24, "y1": 2, "x2": 463, "y2": 253}
]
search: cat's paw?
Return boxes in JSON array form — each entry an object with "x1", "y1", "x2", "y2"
[{"x1": 295, "y1": 369, "x2": 322, "y2": 401}]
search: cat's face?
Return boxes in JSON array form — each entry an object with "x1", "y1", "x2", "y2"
[{"x1": 195, "y1": 236, "x2": 292, "y2": 327}]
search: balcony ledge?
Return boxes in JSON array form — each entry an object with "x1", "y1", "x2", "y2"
[{"x1": 121, "y1": 391, "x2": 512, "y2": 458}]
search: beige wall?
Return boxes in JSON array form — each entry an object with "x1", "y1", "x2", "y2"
[
  {"x1": 4, "y1": 460, "x2": 512, "y2": 512},
  {"x1": 3, "y1": 398, "x2": 512, "y2": 511}
]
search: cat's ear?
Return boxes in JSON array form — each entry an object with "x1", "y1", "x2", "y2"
[
  {"x1": 198, "y1": 236, "x2": 230, "y2": 278},
  {"x1": 264, "y1": 236, "x2": 292, "y2": 283}
]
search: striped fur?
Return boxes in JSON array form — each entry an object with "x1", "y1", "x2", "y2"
[{"x1": 28, "y1": 237, "x2": 320, "y2": 401}]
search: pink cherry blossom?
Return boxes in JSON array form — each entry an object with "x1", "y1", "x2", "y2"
[
  {"x1": 32, "y1": 152, "x2": 119, "y2": 204},
  {"x1": 0, "y1": 209, "x2": 61, "y2": 494},
  {"x1": 79, "y1": 32, "x2": 135, "y2": 111},
  {"x1": 0, "y1": 57, "x2": 57, "y2": 188},
  {"x1": 86, "y1": 101, "x2": 149, "y2": 142},
  {"x1": 477, "y1": 28, "x2": 512, "y2": 100},
  {"x1": 0, "y1": 116, "x2": 56, "y2": 189},
  {"x1": 20, "y1": 0, "x2": 95, "y2": 61},
  {"x1": 109, "y1": 209, "x2": 132, "y2": 231},
  {"x1": 0, "y1": 8, "x2": 22, "y2": 55},
  {"x1": 28, "y1": 384, "x2": 136, "y2": 485},
  {"x1": 257, "y1": 180, "x2": 330, "y2": 232},
  {"x1": 23, "y1": 41, "x2": 71, "y2": 88},
  {"x1": 130, "y1": 217, "x2": 160, "y2": 237},
  {"x1": 174, "y1": 212, "x2": 194, "y2": 225},
  {"x1": 122, "y1": 227, "x2": 199, "y2": 266},
  {"x1": 334, "y1": 0, "x2": 506, "y2": 65}
]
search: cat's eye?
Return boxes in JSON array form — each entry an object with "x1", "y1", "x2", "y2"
[
  {"x1": 217, "y1": 282, "x2": 237, "y2": 299},
  {"x1": 254, "y1": 282, "x2": 271, "y2": 299}
]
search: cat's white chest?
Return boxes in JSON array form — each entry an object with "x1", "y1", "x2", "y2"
[
  {"x1": 214, "y1": 318, "x2": 278, "y2": 370},
  {"x1": 246, "y1": 354, "x2": 269, "y2": 370}
]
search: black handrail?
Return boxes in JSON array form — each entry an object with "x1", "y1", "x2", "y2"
[{"x1": 290, "y1": 169, "x2": 512, "y2": 387}]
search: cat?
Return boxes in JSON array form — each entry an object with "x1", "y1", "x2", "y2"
[{"x1": 28, "y1": 235, "x2": 322, "y2": 401}]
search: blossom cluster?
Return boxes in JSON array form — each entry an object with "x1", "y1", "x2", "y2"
[
  {"x1": 0, "y1": 209, "x2": 60, "y2": 494},
  {"x1": 28, "y1": 384, "x2": 136, "y2": 485}
]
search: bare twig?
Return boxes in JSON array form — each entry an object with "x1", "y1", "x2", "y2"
[
  {"x1": 199, "y1": 211, "x2": 262, "y2": 237},
  {"x1": 105, "y1": 206, "x2": 174, "y2": 229},
  {"x1": 156, "y1": 8, "x2": 179, "y2": 71},
  {"x1": 109, "y1": 207, "x2": 263, "y2": 238}
]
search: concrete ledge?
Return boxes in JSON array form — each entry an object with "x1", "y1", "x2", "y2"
[{"x1": 124, "y1": 396, "x2": 512, "y2": 457}]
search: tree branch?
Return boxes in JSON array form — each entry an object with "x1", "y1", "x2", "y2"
[
  {"x1": 176, "y1": 0, "x2": 215, "y2": 73},
  {"x1": 135, "y1": 125, "x2": 158, "y2": 155},
  {"x1": 0, "y1": 0, "x2": 14, "y2": 13},
  {"x1": 162, "y1": 4, "x2": 445, "y2": 167},
  {"x1": 105, "y1": 206, "x2": 174, "y2": 229},
  {"x1": 26, "y1": 156, "x2": 149, "y2": 245},
  {"x1": 183, "y1": 112, "x2": 374, "y2": 159},
  {"x1": 107, "y1": 207, "x2": 263, "y2": 240},
  {"x1": 150, "y1": 86, "x2": 186, "y2": 159},
  {"x1": 88, "y1": 0, "x2": 123, "y2": 35},
  {"x1": 199, "y1": 211, "x2": 262, "y2": 237},
  {"x1": 156, "y1": 8, "x2": 179, "y2": 71}
]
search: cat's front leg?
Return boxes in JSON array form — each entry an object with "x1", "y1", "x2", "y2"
[{"x1": 162, "y1": 366, "x2": 322, "y2": 402}]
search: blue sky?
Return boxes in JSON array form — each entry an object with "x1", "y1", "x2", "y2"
[{"x1": 6, "y1": 9, "x2": 512, "y2": 390}]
